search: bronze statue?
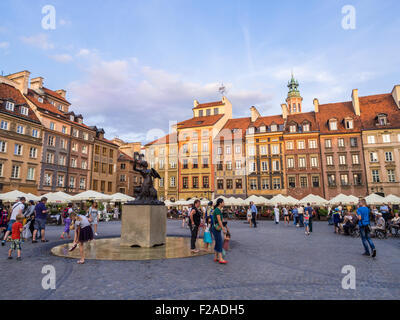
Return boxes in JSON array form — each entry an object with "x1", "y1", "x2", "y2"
[{"x1": 129, "y1": 153, "x2": 164, "y2": 205}]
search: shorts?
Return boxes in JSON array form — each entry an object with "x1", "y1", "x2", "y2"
[
  {"x1": 34, "y1": 219, "x2": 46, "y2": 231},
  {"x1": 10, "y1": 239, "x2": 21, "y2": 251},
  {"x1": 304, "y1": 220, "x2": 310, "y2": 226},
  {"x1": 7, "y1": 220, "x2": 16, "y2": 232}
]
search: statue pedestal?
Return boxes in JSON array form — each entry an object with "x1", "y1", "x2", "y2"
[{"x1": 120, "y1": 205, "x2": 167, "y2": 248}]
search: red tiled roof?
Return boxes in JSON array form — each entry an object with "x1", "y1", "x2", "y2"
[
  {"x1": 193, "y1": 101, "x2": 224, "y2": 110},
  {"x1": 316, "y1": 101, "x2": 362, "y2": 134},
  {"x1": 215, "y1": 117, "x2": 252, "y2": 140},
  {"x1": 26, "y1": 89, "x2": 65, "y2": 117},
  {"x1": 285, "y1": 111, "x2": 318, "y2": 132},
  {"x1": 177, "y1": 114, "x2": 224, "y2": 129},
  {"x1": 145, "y1": 133, "x2": 178, "y2": 147},
  {"x1": 42, "y1": 87, "x2": 70, "y2": 104},
  {"x1": 118, "y1": 151, "x2": 134, "y2": 162},
  {"x1": 252, "y1": 114, "x2": 284, "y2": 127},
  {"x1": 359, "y1": 93, "x2": 400, "y2": 130},
  {"x1": 0, "y1": 83, "x2": 40, "y2": 123}
]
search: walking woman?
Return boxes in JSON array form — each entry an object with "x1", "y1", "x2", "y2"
[
  {"x1": 212, "y1": 198, "x2": 228, "y2": 264},
  {"x1": 189, "y1": 200, "x2": 202, "y2": 253},
  {"x1": 87, "y1": 202, "x2": 99, "y2": 236}
]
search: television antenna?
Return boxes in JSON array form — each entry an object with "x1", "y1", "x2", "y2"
[{"x1": 218, "y1": 82, "x2": 227, "y2": 97}]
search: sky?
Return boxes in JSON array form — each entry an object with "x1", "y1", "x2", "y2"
[{"x1": 1, "y1": 0, "x2": 400, "y2": 143}]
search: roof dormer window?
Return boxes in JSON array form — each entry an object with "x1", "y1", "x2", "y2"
[
  {"x1": 329, "y1": 119, "x2": 338, "y2": 131},
  {"x1": 270, "y1": 124, "x2": 277, "y2": 132},
  {"x1": 70, "y1": 115, "x2": 74, "y2": 121},
  {"x1": 198, "y1": 110, "x2": 203, "y2": 117},
  {"x1": 289, "y1": 124, "x2": 297, "y2": 133},
  {"x1": 58, "y1": 105, "x2": 63, "y2": 111},
  {"x1": 248, "y1": 127, "x2": 255, "y2": 135},
  {"x1": 377, "y1": 114, "x2": 388, "y2": 126},
  {"x1": 38, "y1": 97, "x2": 44, "y2": 103},
  {"x1": 345, "y1": 118, "x2": 354, "y2": 129},
  {"x1": 5, "y1": 101, "x2": 14, "y2": 111},
  {"x1": 303, "y1": 123, "x2": 310, "y2": 132},
  {"x1": 260, "y1": 126, "x2": 266, "y2": 133},
  {"x1": 20, "y1": 106, "x2": 29, "y2": 116}
]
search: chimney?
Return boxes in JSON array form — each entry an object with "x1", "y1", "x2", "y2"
[
  {"x1": 6, "y1": 71, "x2": 31, "y2": 95},
  {"x1": 313, "y1": 98, "x2": 319, "y2": 113},
  {"x1": 250, "y1": 106, "x2": 261, "y2": 122},
  {"x1": 391, "y1": 85, "x2": 400, "y2": 109},
  {"x1": 352, "y1": 89, "x2": 360, "y2": 116},
  {"x1": 56, "y1": 89, "x2": 66, "y2": 98},
  {"x1": 281, "y1": 103, "x2": 288, "y2": 119},
  {"x1": 30, "y1": 77, "x2": 44, "y2": 91}
]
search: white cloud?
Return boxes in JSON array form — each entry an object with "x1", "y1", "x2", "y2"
[
  {"x1": 68, "y1": 57, "x2": 270, "y2": 142},
  {"x1": 0, "y1": 42, "x2": 9, "y2": 49},
  {"x1": 50, "y1": 53, "x2": 73, "y2": 63},
  {"x1": 77, "y1": 48, "x2": 91, "y2": 56},
  {"x1": 20, "y1": 33, "x2": 54, "y2": 50}
]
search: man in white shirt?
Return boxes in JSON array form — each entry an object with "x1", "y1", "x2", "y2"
[
  {"x1": 298, "y1": 205, "x2": 304, "y2": 227},
  {"x1": 274, "y1": 205, "x2": 280, "y2": 224},
  {"x1": 2, "y1": 197, "x2": 26, "y2": 246}
]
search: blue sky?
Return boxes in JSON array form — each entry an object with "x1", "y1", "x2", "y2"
[{"x1": 1, "y1": 0, "x2": 399, "y2": 142}]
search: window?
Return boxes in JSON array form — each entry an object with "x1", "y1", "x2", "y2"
[
  {"x1": 46, "y1": 153, "x2": 54, "y2": 164},
  {"x1": 192, "y1": 158, "x2": 198, "y2": 169},
  {"x1": 270, "y1": 124, "x2": 277, "y2": 132},
  {"x1": 202, "y1": 130, "x2": 209, "y2": 137},
  {"x1": 370, "y1": 152, "x2": 378, "y2": 162},
  {"x1": 345, "y1": 119, "x2": 354, "y2": 129},
  {"x1": 338, "y1": 138, "x2": 345, "y2": 147},
  {"x1": 339, "y1": 155, "x2": 346, "y2": 165},
  {"x1": 248, "y1": 146, "x2": 255, "y2": 156},
  {"x1": 206, "y1": 109, "x2": 211, "y2": 116},
  {"x1": 182, "y1": 177, "x2": 189, "y2": 189},
  {"x1": 73, "y1": 129, "x2": 79, "y2": 138},
  {"x1": 310, "y1": 156, "x2": 318, "y2": 168},
  {"x1": 226, "y1": 145, "x2": 231, "y2": 155},
  {"x1": 372, "y1": 170, "x2": 380, "y2": 183},
  {"x1": 198, "y1": 110, "x2": 203, "y2": 117},
  {"x1": 192, "y1": 143, "x2": 198, "y2": 153},
  {"x1": 203, "y1": 158, "x2": 209, "y2": 168},
  {"x1": 14, "y1": 144, "x2": 23, "y2": 156},
  {"x1": 217, "y1": 147, "x2": 222, "y2": 155},
  {"x1": 27, "y1": 168, "x2": 35, "y2": 180},
  {"x1": 287, "y1": 158, "x2": 294, "y2": 168},
  {"x1": 214, "y1": 108, "x2": 219, "y2": 115},
  {"x1": 159, "y1": 159, "x2": 165, "y2": 169},
  {"x1": 326, "y1": 155, "x2": 334, "y2": 166},
  {"x1": 308, "y1": 139, "x2": 317, "y2": 149},
  {"x1": 20, "y1": 106, "x2": 28, "y2": 116},
  {"x1": 350, "y1": 137, "x2": 358, "y2": 147},
  {"x1": 60, "y1": 139, "x2": 66, "y2": 149},
  {"x1": 260, "y1": 145, "x2": 267, "y2": 155},
  {"x1": 48, "y1": 135, "x2": 55, "y2": 146},
  {"x1": 203, "y1": 176, "x2": 209, "y2": 188},
  {"x1": 59, "y1": 155, "x2": 66, "y2": 166},
  {"x1": 286, "y1": 141, "x2": 294, "y2": 150},
  {"x1": 57, "y1": 175, "x2": 64, "y2": 187},
  {"x1": 50, "y1": 122, "x2": 55, "y2": 130},
  {"x1": 120, "y1": 175, "x2": 126, "y2": 182},
  {"x1": 329, "y1": 120, "x2": 337, "y2": 131},
  {"x1": 272, "y1": 160, "x2": 280, "y2": 171},
  {"x1": 235, "y1": 145, "x2": 241, "y2": 154},
  {"x1": 170, "y1": 176, "x2": 176, "y2": 187},
  {"x1": 93, "y1": 180, "x2": 98, "y2": 190},
  {"x1": 217, "y1": 179, "x2": 224, "y2": 190},
  {"x1": 81, "y1": 160, "x2": 87, "y2": 170},
  {"x1": 378, "y1": 114, "x2": 388, "y2": 126},
  {"x1": 107, "y1": 182, "x2": 112, "y2": 192},
  {"x1": 95, "y1": 145, "x2": 100, "y2": 154},
  {"x1": 328, "y1": 174, "x2": 336, "y2": 186},
  {"x1": 261, "y1": 161, "x2": 268, "y2": 172},
  {"x1": 340, "y1": 174, "x2": 349, "y2": 186},
  {"x1": 1, "y1": 120, "x2": 9, "y2": 130},
  {"x1": 16, "y1": 125, "x2": 24, "y2": 134},
  {"x1": 217, "y1": 161, "x2": 223, "y2": 171},
  {"x1": 298, "y1": 157, "x2": 306, "y2": 168},
  {"x1": 29, "y1": 147, "x2": 37, "y2": 158},
  {"x1": 325, "y1": 139, "x2": 332, "y2": 148},
  {"x1": 271, "y1": 144, "x2": 279, "y2": 155},
  {"x1": 69, "y1": 177, "x2": 76, "y2": 188},
  {"x1": 32, "y1": 129, "x2": 39, "y2": 138},
  {"x1": 44, "y1": 173, "x2": 52, "y2": 185},
  {"x1": 83, "y1": 132, "x2": 89, "y2": 140},
  {"x1": 288, "y1": 176, "x2": 296, "y2": 188},
  {"x1": 120, "y1": 163, "x2": 126, "y2": 170},
  {"x1": 353, "y1": 174, "x2": 362, "y2": 186},
  {"x1": 183, "y1": 159, "x2": 188, "y2": 169},
  {"x1": 159, "y1": 178, "x2": 164, "y2": 188},
  {"x1": 297, "y1": 140, "x2": 305, "y2": 149},
  {"x1": 235, "y1": 179, "x2": 242, "y2": 189},
  {"x1": 273, "y1": 178, "x2": 281, "y2": 190},
  {"x1": 0, "y1": 141, "x2": 6, "y2": 153},
  {"x1": 226, "y1": 179, "x2": 233, "y2": 189},
  {"x1": 182, "y1": 144, "x2": 188, "y2": 154},
  {"x1": 249, "y1": 179, "x2": 257, "y2": 190},
  {"x1": 5, "y1": 101, "x2": 15, "y2": 111},
  {"x1": 80, "y1": 178, "x2": 86, "y2": 190},
  {"x1": 235, "y1": 160, "x2": 242, "y2": 170},
  {"x1": 248, "y1": 127, "x2": 255, "y2": 134},
  {"x1": 94, "y1": 161, "x2": 99, "y2": 172},
  {"x1": 72, "y1": 142, "x2": 78, "y2": 152},
  {"x1": 109, "y1": 149, "x2": 114, "y2": 158},
  {"x1": 368, "y1": 135, "x2": 376, "y2": 144},
  {"x1": 226, "y1": 161, "x2": 232, "y2": 171},
  {"x1": 38, "y1": 97, "x2": 44, "y2": 103},
  {"x1": 71, "y1": 158, "x2": 77, "y2": 168},
  {"x1": 290, "y1": 125, "x2": 297, "y2": 133},
  {"x1": 300, "y1": 176, "x2": 308, "y2": 187},
  {"x1": 381, "y1": 152, "x2": 391, "y2": 163},
  {"x1": 170, "y1": 160, "x2": 177, "y2": 169},
  {"x1": 303, "y1": 123, "x2": 310, "y2": 132},
  {"x1": 352, "y1": 154, "x2": 360, "y2": 165},
  {"x1": 388, "y1": 169, "x2": 396, "y2": 183},
  {"x1": 202, "y1": 143, "x2": 209, "y2": 153},
  {"x1": 82, "y1": 145, "x2": 88, "y2": 154},
  {"x1": 312, "y1": 176, "x2": 320, "y2": 187},
  {"x1": 101, "y1": 163, "x2": 107, "y2": 173},
  {"x1": 382, "y1": 134, "x2": 391, "y2": 143},
  {"x1": 249, "y1": 161, "x2": 256, "y2": 173}
]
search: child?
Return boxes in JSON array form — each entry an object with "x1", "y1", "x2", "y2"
[
  {"x1": 69, "y1": 212, "x2": 93, "y2": 264},
  {"x1": 60, "y1": 204, "x2": 73, "y2": 239},
  {"x1": 0, "y1": 208, "x2": 9, "y2": 239},
  {"x1": 304, "y1": 210, "x2": 310, "y2": 235},
  {"x1": 8, "y1": 214, "x2": 23, "y2": 261},
  {"x1": 222, "y1": 232, "x2": 231, "y2": 258},
  {"x1": 203, "y1": 216, "x2": 212, "y2": 251}
]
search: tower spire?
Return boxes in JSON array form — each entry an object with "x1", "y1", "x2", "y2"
[{"x1": 286, "y1": 73, "x2": 303, "y2": 114}]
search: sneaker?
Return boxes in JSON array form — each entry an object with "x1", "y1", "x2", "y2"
[
  {"x1": 372, "y1": 249, "x2": 377, "y2": 258},
  {"x1": 362, "y1": 252, "x2": 371, "y2": 256},
  {"x1": 16, "y1": 257, "x2": 22, "y2": 261}
]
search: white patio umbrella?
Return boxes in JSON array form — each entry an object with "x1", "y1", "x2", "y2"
[
  {"x1": 346, "y1": 195, "x2": 360, "y2": 204},
  {"x1": 110, "y1": 193, "x2": 135, "y2": 203},
  {"x1": 245, "y1": 195, "x2": 265, "y2": 205},
  {"x1": 200, "y1": 199, "x2": 210, "y2": 206},
  {"x1": 286, "y1": 196, "x2": 299, "y2": 205},
  {"x1": 329, "y1": 194, "x2": 351, "y2": 205},
  {"x1": 270, "y1": 194, "x2": 289, "y2": 206},
  {"x1": 0, "y1": 190, "x2": 28, "y2": 202},
  {"x1": 42, "y1": 191, "x2": 73, "y2": 203},
  {"x1": 231, "y1": 197, "x2": 246, "y2": 206},
  {"x1": 298, "y1": 194, "x2": 327, "y2": 206},
  {"x1": 384, "y1": 194, "x2": 400, "y2": 205},
  {"x1": 71, "y1": 190, "x2": 112, "y2": 201},
  {"x1": 25, "y1": 193, "x2": 41, "y2": 202},
  {"x1": 365, "y1": 193, "x2": 385, "y2": 205}
]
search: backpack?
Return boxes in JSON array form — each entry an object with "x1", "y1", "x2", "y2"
[{"x1": 62, "y1": 208, "x2": 69, "y2": 219}]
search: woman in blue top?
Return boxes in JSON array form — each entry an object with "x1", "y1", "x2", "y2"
[{"x1": 211, "y1": 198, "x2": 228, "y2": 264}]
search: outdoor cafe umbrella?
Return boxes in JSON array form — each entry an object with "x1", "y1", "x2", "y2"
[
  {"x1": 298, "y1": 194, "x2": 327, "y2": 206},
  {"x1": 110, "y1": 193, "x2": 135, "y2": 203},
  {"x1": 244, "y1": 195, "x2": 265, "y2": 205},
  {"x1": 42, "y1": 191, "x2": 73, "y2": 204},
  {"x1": 384, "y1": 194, "x2": 400, "y2": 205},
  {"x1": 0, "y1": 190, "x2": 29, "y2": 202},
  {"x1": 365, "y1": 193, "x2": 385, "y2": 205},
  {"x1": 328, "y1": 194, "x2": 351, "y2": 205},
  {"x1": 270, "y1": 194, "x2": 289, "y2": 206},
  {"x1": 25, "y1": 193, "x2": 41, "y2": 202},
  {"x1": 71, "y1": 190, "x2": 112, "y2": 202},
  {"x1": 285, "y1": 196, "x2": 299, "y2": 205}
]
